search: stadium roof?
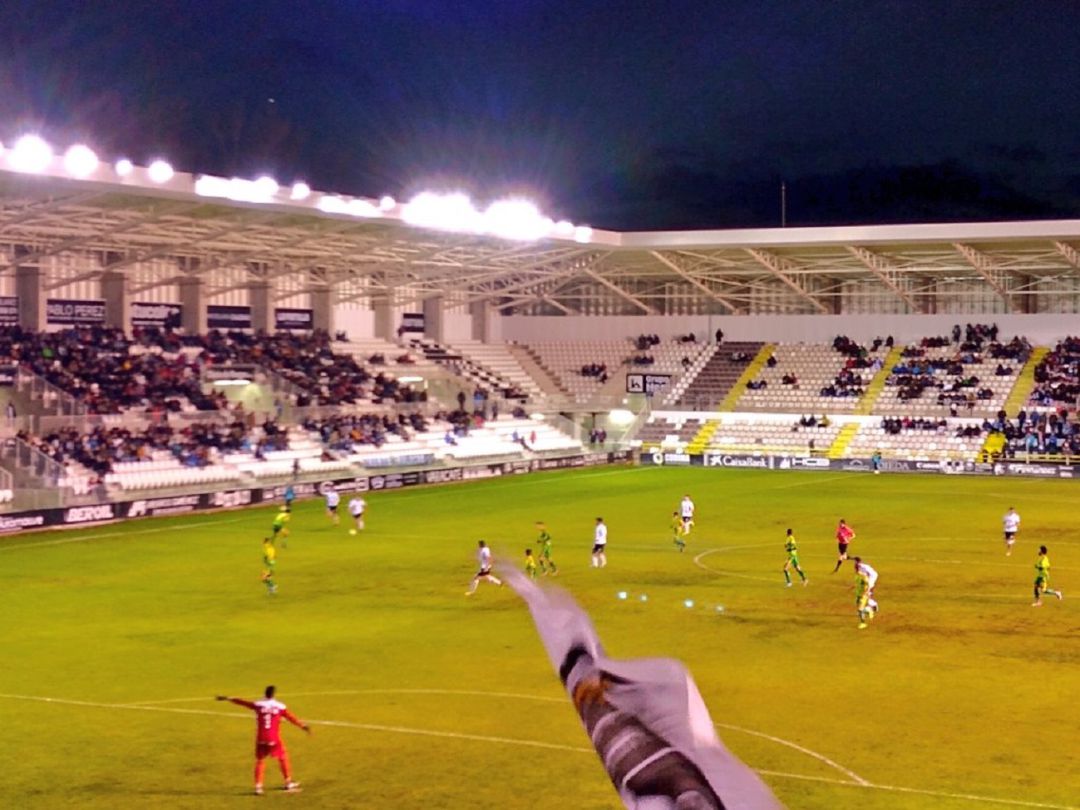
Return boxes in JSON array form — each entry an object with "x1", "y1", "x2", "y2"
[{"x1": 2, "y1": 148, "x2": 1080, "y2": 315}]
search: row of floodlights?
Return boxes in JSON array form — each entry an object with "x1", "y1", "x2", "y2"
[{"x1": 0, "y1": 135, "x2": 593, "y2": 243}]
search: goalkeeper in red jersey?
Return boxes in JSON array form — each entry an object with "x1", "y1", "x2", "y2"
[{"x1": 216, "y1": 686, "x2": 311, "y2": 795}]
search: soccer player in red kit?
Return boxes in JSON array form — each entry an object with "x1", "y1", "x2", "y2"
[
  {"x1": 216, "y1": 686, "x2": 311, "y2": 795},
  {"x1": 831, "y1": 518, "x2": 856, "y2": 573}
]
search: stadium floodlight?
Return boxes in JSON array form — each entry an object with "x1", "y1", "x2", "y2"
[
  {"x1": 194, "y1": 174, "x2": 230, "y2": 197},
  {"x1": 114, "y1": 158, "x2": 135, "y2": 177},
  {"x1": 7, "y1": 134, "x2": 53, "y2": 173},
  {"x1": 402, "y1": 191, "x2": 483, "y2": 233},
  {"x1": 347, "y1": 199, "x2": 380, "y2": 217},
  {"x1": 316, "y1": 195, "x2": 348, "y2": 214},
  {"x1": 379, "y1": 195, "x2": 396, "y2": 211},
  {"x1": 147, "y1": 159, "x2": 174, "y2": 183},
  {"x1": 484, "y1": 198, "x2": 552, "y2": 241},
  {"x1": 290, "y1": 181, "x2": 311, "y2": 200},
  {"x1": 553, "y1": 220, "x2": 575, "y2": 237},
  {"x1": 63, "y1": 144, "x2": 99, "y2": 178},
  {"x1": 253, "y1": 176, "x2": 279, "y2": 198},
  {"x1": 573, "y1": 225, "x2": 594, "y2": 244},
  {"x1": 608, "y1": 408, "x2": 635, "y2": 425}
]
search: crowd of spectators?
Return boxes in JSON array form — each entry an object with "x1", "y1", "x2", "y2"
[
  {"x1": 635, "y1": 334, "x2": 661, "y2": 351},
  {"x1": 301, "y1": 412, "x2": 427, "y2": 452},
  {"x1": 1031, "y1": 337, "x2": 1080, "y2": 406},
  {"x1": 1, "y1": 326, "x2": 425, "y2": 415},
  {"x1": 581, "y1": 362, "x2": 608, "y2": 382},
  {"x1": 984, "y1": 408, "x2": 1080, "y2": 457},
  {"x1": 880, "y1": 416, "x2": 948, "y2": 434},
  {"x1": 18, "y1": 416, "x2": 286, "y2": 476}
]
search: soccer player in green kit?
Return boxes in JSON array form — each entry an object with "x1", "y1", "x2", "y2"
[
  {"x1": 1032, "y1": 545, "x2": 1063, "y2": 606},
  {"x1": 535, "y1": 522, "x2": 558, "y2": 575},
  {"x1": 782, "y1": 528, "x2": 808, "y2": 587},
  {"x1": 272, "y1": 506, "x2": 290, "y2": 548},
  {"x1": 671, "y1": 511, "x2": 686, "y2": 552},
  {"x1": 261, "y1": 537, "x2": 278, "y2": 595}
]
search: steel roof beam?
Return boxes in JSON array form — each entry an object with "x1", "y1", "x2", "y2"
[
  {"x1": 845, "y1": 245, "x2": 923, "y2": 312},
  {"x1": 743, "y1": 248, "x2": 830, "y2": 313},
  {"x1": 952, "y1": 243, "x2": 1012, "y2": 304},
  {"x1": 648, "y1": 251, "x2": 739, "y2": 312}
]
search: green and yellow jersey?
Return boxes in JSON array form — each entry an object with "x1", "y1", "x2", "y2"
[
  {"x1": 1035, "y1": 554, "x2": 1051, "y2": 582},
  {"x1": 537, "y1": 529, "x2": 553, "y2": 558}
]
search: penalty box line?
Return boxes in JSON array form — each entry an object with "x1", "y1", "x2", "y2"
[{"x1": 0, "y1": 692, "x2": 1074, "y2": 810}]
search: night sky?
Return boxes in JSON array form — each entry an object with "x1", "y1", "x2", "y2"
[{"x1": 1, "y1": 0, "x2": 1078, "y2": 230}]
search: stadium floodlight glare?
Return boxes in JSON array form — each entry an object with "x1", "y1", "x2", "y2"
[
  {"x1": 379, "y1": 195, "x2": 396, "y2": 211},
  {"x1": 8, "y1": 135, "x2": 53, "y2": 173},
  {"x1": 402, "y1": 191, "x2": 484, "y2": 233},
  {"x1": 348, "y1": 199, "x2": 380, "y2": 217},
  {"x1": 553, "y1": 219, "x2": 575, "y2": 237},
  {"x1": 573, "y1": 225, "x2": 594, "y2": 243},
  {"x1": 194, "y1": 174, "x2": 230, "y2": 197},
  {"x1": 63, "y1": 144, "x2": 99, "y2": 178},
  {"x1": 147, "y1": 159, "x2": 174, "y2": 183},
  {"x1": 483, "y1": 198, "x2": 552, "y2": 241},
  {"x1": 114, "y1": 158, "x2": 135, "y2": 177},
  {"x1": 316, "y1": 195, "x2": 348, "y2": 214},
  {"x1": 290, "y1": 181, "x2": 311, "y2": 200},
  {"x1": 608, "y1": 408, "x2": 635, "y2": 426},
  {"x1": 253, "y1": 176, "x2": 279, "y2": 198}
]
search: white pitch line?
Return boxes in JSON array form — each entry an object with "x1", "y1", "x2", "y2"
[
  {"x1": 1, "y1": 692, "x2": 1074, "y2": 809},
  {"x1": 713, "y1": 722, "x2": 868, "y2": 786},
  {"x1": 693, "y1": 545, "x2": 780, "y2": 583},
  {"x1": 0, "y1": 517, "x2": 249, "y2": 553}
]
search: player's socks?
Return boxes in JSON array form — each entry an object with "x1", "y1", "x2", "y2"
[
  {"x1": 255, "y1": 785, "x2": 264, "y2": 795},
  {"x1": 784, "y1": 570, "x2": 791, "y2": 585},
  {"x1": 489, "y1": 575, "x2": 503, "y2": 586},
  {"x1": 802, "y1": 576, "x2": 809, "y2": 586}
]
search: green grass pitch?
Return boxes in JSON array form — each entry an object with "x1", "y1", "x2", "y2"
[{"x1": 2, "y1": 465, "x2": 1078, "y2": 809}]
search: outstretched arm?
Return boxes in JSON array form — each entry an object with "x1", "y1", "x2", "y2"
[
  {"x1": 216, "y1": 696, "x2": 257, "y2": 710},
  {"x1": 283, "y1": 708, "x2": 312, "y2": 734}
]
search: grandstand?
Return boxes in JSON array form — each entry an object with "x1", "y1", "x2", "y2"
[{"x1": 0, "y1": 143, "x2": 1079, "y2": 513}]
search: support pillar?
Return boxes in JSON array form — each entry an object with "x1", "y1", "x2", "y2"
[
  {"x1": 248, "y1": 281, "x2": 272, "y2": 333},
  {"x1": 470, "y1": 300, "x2": 493, "y2": 342},
  {"x1": 178, "y1": 276, "x2": 207, "y2": 333},
  {"x1": 422, "y1": 295, "x2": 444, "y2": 342},
  {"x1": 311, "y1": 287, "x2": 333, "y2": 333},
  {"x1": 16, "y1": 265, "x2": 45, "y2": 331},
  {"x1": 372, "y1": 293, "x2": 394, "y2": 341},
  {"x1": 101, "y1": 271, "x2": 129, "y2": 332}
]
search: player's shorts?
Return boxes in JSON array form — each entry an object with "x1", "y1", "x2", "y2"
[
  {"x1": 837, "y1": 542, "x2": 849, "y2": 555},
  {"x1": 681, "y1": 516, "x2": 693, "y2": 525},
  {"x1": 540, "y1": 546, "x2": 552, "y2": 558},
  {"x1": 477, "y1": 566, "x2": 493, "y2": 577},
  {"x1": 787, "y1": 554, "x2": 801, "y2": 567},
  {"x1": 1004, "y1": 532, "x2": 1016, "y2": 541},
  {"x1": 272, "y1": 525, "x2": 284, "y2": 535},
  {"x1": 256, "y1": 740, "x2": 287, "y2": 760},
  {"x1": 350, "y1": 511, "x2": 364, "y2": 518},
  {"x1": 1035, "y1": 575, "x2": 1049, "y2": 587},
  {"x1": 592, "y1": 543, "x2": 606, "y2": 554},
  {"x1": 327, "y1": 503, "x2": 339, "y2": 512}
]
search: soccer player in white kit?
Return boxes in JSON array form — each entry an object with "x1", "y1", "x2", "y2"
[
  {"x1": 466, "y1": 540, "x2": 502, "y2": 595},
  {"x1": 1002, "y1": 507, "x2": 1020, "y2": 556},
  {"x1": 324, "y1": 485, "x2": 341, "y2": 525},
  {"x1": 679, "y1": 494, "x2": 695, "y2": 537},
  {"x1": 591, "y1": 517, "x2": 608, "y2": 568},
  {"x1": 348, "y1": 496, "x2": 366, "y2": 533},
  {"x1": 853, "y1": 556, "x2": 879, "y2": 617}
]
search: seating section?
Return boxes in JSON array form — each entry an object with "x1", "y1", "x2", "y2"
[
  {"x1": 735, "y1": 339, "x2": 889, "y2": 414},
  {"x1": 1030, "y1": 337, "x2": 1080, "y2": 406},
  {"x1": 450, "y1": 340, "x2": 545, "y2": 401},
  {"x1": 668, "y1": 342, "x2": 761, "y2": 408},
  {"x1": 410, "y1": 338, "x2": 528, "y2": 400},
  {"x1": 636, "y1": 415, "x2": 703, "y2": 447},
  {"x1": 702, "y1": 417, "x2": 843, "y2": 455},
  {"x1": 525, "y1": 339, "x2": 706, "y2": 403},
  {"x1": 846, "y1": 417, "x2": 987, "y2": 460},
  {"x1": 876, "y1": 335, "x2": 1029, "y2": 417}
]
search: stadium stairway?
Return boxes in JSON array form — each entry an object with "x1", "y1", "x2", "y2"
[
  {"x1": 686, "y1": 420, "x2": 720, "y2": 454},
  {"x1": 1002, "y1": 346, "x2": 1050, "y2": 416},
  {"x1": 855, "y1": 344, "x2": 905, "y2": 414},
  {"x1": 717, "y1": 344, "x2": 775, "y2": 411},
  {"x1": 826, "y1": 422, "x2": 860, "y2": 459}
]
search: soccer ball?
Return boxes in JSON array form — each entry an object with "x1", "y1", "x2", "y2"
[{"x1": 349, "y1": 529, "x2": 357, "y2": 536}]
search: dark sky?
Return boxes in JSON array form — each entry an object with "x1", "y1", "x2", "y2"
[{"x1": 2, "y1": 0, "x2": 1079, "y2": 229}]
